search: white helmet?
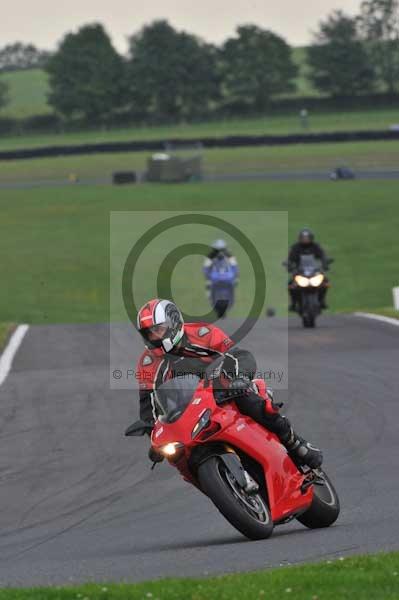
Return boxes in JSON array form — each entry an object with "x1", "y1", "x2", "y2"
[
  {"x1": 137, "y1": 299, "x2": 184, "y2": 353},
  {"x1": 211, "y1": 239, "x2": 227, "y2": 251}
]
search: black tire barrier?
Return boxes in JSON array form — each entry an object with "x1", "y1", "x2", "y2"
[
  {"x1": 112, "y1": 171, "x2": 137, "y2": 185},
  {"x1": 2, "y1": 129, "x2": 399, "y2": 161}
]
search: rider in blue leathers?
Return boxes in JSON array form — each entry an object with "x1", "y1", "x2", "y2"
[{"x1": 203, "y1": 240, "x2": 239, "y2": 296}]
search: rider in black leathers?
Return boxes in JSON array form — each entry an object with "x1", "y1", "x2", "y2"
[{"x1": 287, "y1": 229, "x2": 329, "y2": 311}]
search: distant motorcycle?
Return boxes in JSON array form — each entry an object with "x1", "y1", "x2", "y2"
[
  {"x1": 285, "y1": 255, "x2": 333, "y2": 328},
  {"x1": 207, "y1": 255, "x2": 237, "y2": 318},
  {"x1": 126, "y1": 356, "x2": 340, "y2": 540}
]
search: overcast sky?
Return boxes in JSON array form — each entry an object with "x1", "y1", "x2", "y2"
[{"x1": 2, "y1": 0, "x2": 364, "y2": 52}]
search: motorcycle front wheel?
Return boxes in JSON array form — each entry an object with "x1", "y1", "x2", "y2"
[
  {"x1": 214, "y1": 299, "x2": 229, "y2": 318},
  {"x1": 198, "y1": 456, "x2": 274, "y2": 540},
  {"x1": 301, "y1": 293, "x2": 319, "y2": 328}
]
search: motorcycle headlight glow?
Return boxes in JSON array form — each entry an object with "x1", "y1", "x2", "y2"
[
  {"x1": 310, "y1": 274, "x2": 324, "y2": 287},
  {"x1": 295, "y1": 275, "x2": 310, "y2": 287},
  {"x1": 191, "y1": 409, "x2": 212, "y2": 439},
  {"x1": 160, "y1": 442, "x2": 184, "y2": 456}
]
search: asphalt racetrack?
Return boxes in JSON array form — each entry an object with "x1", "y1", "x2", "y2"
[
  {"x1": 2, "y1": 168, "x2": 399, "y2": 190},
  {"x1": 0, "y1": 315, "x2": 398, "y2": 586}
]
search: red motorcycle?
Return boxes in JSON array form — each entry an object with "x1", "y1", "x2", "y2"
[{"x1": 126, "y1": 358, "x2": 340, "y2": 540}]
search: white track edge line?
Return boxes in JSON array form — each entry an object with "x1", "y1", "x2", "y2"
[
  {"x1": 353, "y1": 312, "x2": 399, "y2": 327},
  {"x1": 0, "y1": 324, "x2": 30, "y2": 387}
]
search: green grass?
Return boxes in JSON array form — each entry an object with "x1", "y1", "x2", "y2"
[
  {"x1": 1, "y1": 552, "x2": 398, "y2": 599},
  {"x1": 0, "y1": 60, "x2": 398, "y2": 151},
  {"x1": 1, "y1": 140, "x2": 399, "y2": 184},
  {"x1": 0, "y1": 179, "x2": 398, "y2": 324},
  {"x1": 1, "y1": 110, "x2": 399, "y2": 151},
  {"x1": 0, "y1": 322, "x2": 14, "y2": 351},
  {"x1": 0, "y1": 69, "x2": 51, "y2": 118},
  {"x1": 290, "y1": 46, "x2": 318, "y2": 97}
]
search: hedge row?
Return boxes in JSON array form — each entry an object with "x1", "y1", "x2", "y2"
[{"x1": 1, "y1": 93, "x2": 399, "y2": 137}]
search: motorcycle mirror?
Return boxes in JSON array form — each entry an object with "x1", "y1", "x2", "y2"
[{"x1": 125, "y1": 420, "x2": 153, "y2": 437}]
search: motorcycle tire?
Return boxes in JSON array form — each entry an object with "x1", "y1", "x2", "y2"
[
  {"x1": 302, "y1": 294, "x2": 318, "y2": 328},
  {"x1": 214, "y1": 299, "x2": 229, "y2": 319},
  {"x1": 198, "y1": 456, "x2": 274, "y2": 540},
  {"x1": 302, "y1": 314, "x2": 315, "y2": 328},
  {"x1": 296, "y1": 470, "x2": 340, "y2": 529}
]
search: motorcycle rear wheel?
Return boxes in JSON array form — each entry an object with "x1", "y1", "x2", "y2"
[
  {"x1": 297, "y1": 470, "x2": 340, "y2": 528},
  {"x1": 198, "y1": 456, "x2": 274, "y2": 540}
]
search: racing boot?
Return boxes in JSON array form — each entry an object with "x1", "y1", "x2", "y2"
[
  {"x1": 226, "y1": 380, "x2": 323, "y2": 470},
  {"x1": 281, "y1": 426, "x2": 323, "y2": 469}
]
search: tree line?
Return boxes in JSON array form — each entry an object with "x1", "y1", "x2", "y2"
[
  {"x1": 0, "y1": 43, "x2": 50, "y2": 72},
  {"x1": 1, "y1": 0, "x2": 399, "y2": 124}
]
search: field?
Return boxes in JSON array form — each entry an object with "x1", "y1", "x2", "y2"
[
  {"x1": 2, "y1": 108, "x2": 399, "y2": 151},
  {"x1": 0, "y1": 54, "x2": 398, "y2": 153},
  {"x1": 0, "y1": 69, "x2": 51, "y2": 118},
  {"x1": 0, "y1": 552, "x2": 398, "y2": 599},
  {"x1": 0, "y1": 177, "x2": 398, "y2": 325},
  {"x1": 291, "y1": 46, "x2": 316, "y2": 97}
]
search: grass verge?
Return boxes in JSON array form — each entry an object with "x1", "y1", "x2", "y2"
[
  {"x1": 0, "y1": 323, "x2": 15, "y2": 352},
  {"x1": 0, "y1": 552, "x2": 398, "y2": 599},
  {"x1": 0, "y1": 180, "x2": 398, "y2": 324}
]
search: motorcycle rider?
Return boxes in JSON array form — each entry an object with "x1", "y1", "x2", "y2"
[
  {"x1": 206, "y1": 239, "x2": 236, "y2": 262},
  {"x1": 135, "y1": 298, "x2": 323, "y2": 469},
  {"x1": 203, "y1": 239, "x2": 239, "y2": 295},
  {"x1": 287, "y1": 229, "x2": 330, "y2": 311}
]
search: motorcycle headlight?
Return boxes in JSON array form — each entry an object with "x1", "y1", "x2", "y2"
[
  {"x1": 295, "y1": 275, "x2": 310, "y2": 288},
  {"x1": 192, "y1": 409, "x2": 212, "y2": 439},
  {"x1": 160, "y1": 442, "x2": 184, "y2": 456},
  {"x1": 310, "y1": 274, "x2": 324, "y2": 287}
]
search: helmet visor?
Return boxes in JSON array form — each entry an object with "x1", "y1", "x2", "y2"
[
  {"x1": 300, "y1": 234, "x2": 312, "y2": 244},
  {"x1": 139, "y1": 324, "x2": 169, "y2": 349}
]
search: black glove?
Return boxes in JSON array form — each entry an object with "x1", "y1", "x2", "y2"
[
  {"x1": 228, "y1": 376, "x2": 253, "y2": 397},
  {"x1": 214, "y1": 376, "x2": 253, "y2": 405},
  {"x1": 148, "y1": 447, "x2": 164, "y2": 464}
]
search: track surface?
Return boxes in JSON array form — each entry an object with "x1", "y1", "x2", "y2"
[
  {"x1": 2, "y1": 168, "x2": 399, "y2": 189},
  {"x1": 1, "y1": 315, "x2": 398, "y2": 586}
]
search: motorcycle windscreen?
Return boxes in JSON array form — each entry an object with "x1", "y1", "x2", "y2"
[
  {"x1": 209, "y1": 258, "x2": 236, "y2": 283},
  {"x1": 154, "y1": 375, "x2": 201, "y2": 424},
  {"x1": 299, "y1": 254, "x2": 320, "y2": 276}
]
